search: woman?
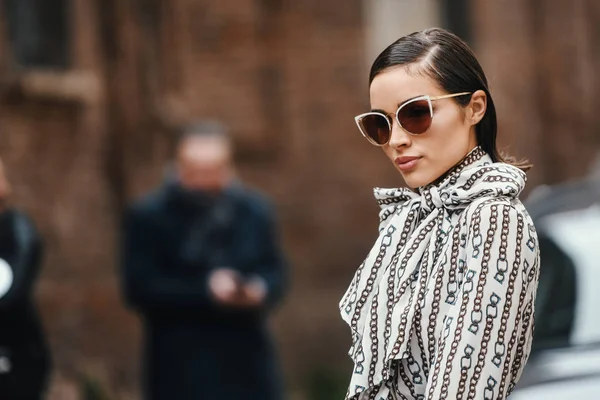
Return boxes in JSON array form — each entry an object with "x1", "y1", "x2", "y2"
[{"x1": 340, "y1": 28, "x2": 540, "y2": 400}]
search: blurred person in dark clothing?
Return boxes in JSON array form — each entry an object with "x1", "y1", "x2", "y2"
[
  {"x1": 121, "y1": 121, "x2": 288, "y2": 400},
  {"x1": 0, "y1": 159, "x2": 50, "y2": 400}
]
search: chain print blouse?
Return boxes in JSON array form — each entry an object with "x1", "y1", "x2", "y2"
[{"x1": 340, "y1": 147, "x2": 540, "y2": 400}]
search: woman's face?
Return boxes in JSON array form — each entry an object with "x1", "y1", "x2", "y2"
[{"x1": 369, "y1": 66, "x2": 484, "y2": 188}]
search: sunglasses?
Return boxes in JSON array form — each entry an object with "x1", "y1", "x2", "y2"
[{"x1": 354, "y1": 92, "x2": 472, "y2": 146}]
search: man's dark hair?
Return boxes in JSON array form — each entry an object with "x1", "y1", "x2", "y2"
[{"x1": 176, "y1": 120, "x2": 231, "y2": 148}]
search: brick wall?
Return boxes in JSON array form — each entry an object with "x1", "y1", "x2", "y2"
[{"x1": 0, "y1": 0, "x2": 599, "y2": 398}]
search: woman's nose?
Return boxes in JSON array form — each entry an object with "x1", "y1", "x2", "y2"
[{"x1": 388, "y1": 119, "x2": 411, "y2": 149}]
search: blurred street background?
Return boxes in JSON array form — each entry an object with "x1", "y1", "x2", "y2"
[{"x1": 0, "y1": 0, "x2": 599, "y2": 399}]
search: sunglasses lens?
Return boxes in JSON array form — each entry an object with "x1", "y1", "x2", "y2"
[
  {"x1": 397, "y1": 100, "x2": 432, "y2": 134},
  {"x1": 358, "y1": 114, "x2": 390, "y2": 145}
]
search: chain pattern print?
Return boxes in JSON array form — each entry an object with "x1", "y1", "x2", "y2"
[{"x1": 339, "y1": 147, "x2": 540, "y2": 400}]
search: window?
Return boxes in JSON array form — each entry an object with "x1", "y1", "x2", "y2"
[
  {"x1": 363, "y1": 0, "x2": 474, "y2": 68},
  {"x1": 4, "y1": 0, "x2": 71, "y2": 69},
  {"x1": 363, "y1": 0, "x2": 440, "y2": 67},
  {"x1": 439, "y1": 0, "x2": 472, "y2": 44}
]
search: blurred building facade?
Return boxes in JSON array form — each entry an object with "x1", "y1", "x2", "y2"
[{"x1": 0, "y1": 0, "x2": 599, "y2": 397}]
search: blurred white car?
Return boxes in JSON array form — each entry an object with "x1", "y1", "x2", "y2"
[{"x1": 511, "y1": 175, "x2": 600, "y2": 399}]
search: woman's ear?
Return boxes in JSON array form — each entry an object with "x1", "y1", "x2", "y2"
[{"x1": 468, "y1": 90, "x2": 487, "y2": 126}]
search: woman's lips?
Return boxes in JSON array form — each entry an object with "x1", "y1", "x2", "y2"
[{"x1": 395, "y1": 156, "x2": 421, "y2": 171}]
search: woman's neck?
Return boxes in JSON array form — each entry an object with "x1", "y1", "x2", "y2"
[{"x1": 422, "y1": 145, "x2": 482, "y2": 189}]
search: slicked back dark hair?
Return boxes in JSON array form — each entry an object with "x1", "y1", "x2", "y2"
[{"x1": 370, "y1": 28, "x2": 529, "y2": 170}]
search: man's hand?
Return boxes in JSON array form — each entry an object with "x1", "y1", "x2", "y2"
[
  {"x1": 208, "y1": 270, "x2": 267, "y2": 308},
  {"x1": 240, "y1": 276, "x2": 267, "y2": 307},
  {"x1": 208, "y1": 268, "x2": 242, "y2": 305}
]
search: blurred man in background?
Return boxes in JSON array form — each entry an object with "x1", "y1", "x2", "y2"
[
  {"x1": 122, "y1": 121, "x2": 288, "y2": 400},
  {"x1": 0, "y1": 159, "x2": 50, "y2": 399}
]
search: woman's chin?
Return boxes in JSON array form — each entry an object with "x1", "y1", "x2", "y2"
[
  {"x1": 400, "y1": 171, "x2": 432, "y2": 189},
  {"x1": 399, "y1": 165, "x2": 451, "y2": 189}
]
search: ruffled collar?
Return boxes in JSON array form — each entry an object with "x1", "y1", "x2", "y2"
[{"x1": 374, "y1": 147, "x2": 526, "y2": 220}]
